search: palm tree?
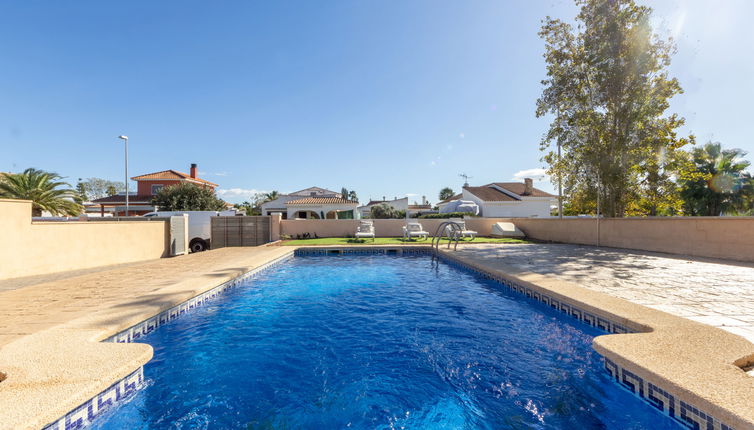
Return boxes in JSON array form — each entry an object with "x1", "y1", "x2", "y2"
[
  {"x1": 680, "y1": 142, "x2": 753, "y2": 216},
  {"x1": 263, "y1": 190, "x2": 279, "y2": 202},
  {"x1": 439, "y1": 187, "x2": 455, "y2": 201},
  {"x1": 0, "y1": 168, "x2": 82, "y2": 216}
]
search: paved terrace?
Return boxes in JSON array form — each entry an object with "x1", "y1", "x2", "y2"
[
  {"x1": 451, "y1": 243, "x2": 754, "y2": 343},
  {"x1": 0, "y1": 246, "x2": 293, "y2": 348}
]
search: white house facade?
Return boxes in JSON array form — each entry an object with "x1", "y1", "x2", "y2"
[
  {"x1": 438, "y1": 179, "x2": 556, "y2": 218},
  {"x1": 261, "y1": 187, "x2": 358, "y2": 219}
]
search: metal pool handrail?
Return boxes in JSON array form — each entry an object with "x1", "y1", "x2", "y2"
[{"x1": 432, "y1": 221, "x2": 463, "y2": 251}]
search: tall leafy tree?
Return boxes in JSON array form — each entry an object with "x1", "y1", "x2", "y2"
[
  {"x1": 438, "y1": 187, "x2": 455, "y2": 201},
  {"x1": 680, "y1": 142, "x2": 753, "y2": 216},
  {"x1": 151, "y1": 183, "x2": 227, "y2": 211},
  {"x1": 77, "y1": 178, "x2": 125, "y2": 201},
  {"x1": 348, "y1": 190, "x2": 358, "y2": 202},
  {"x1": 369, "y1": 203, "x2": 405, "y2": 219},
  {"x1": 0, "y1": 168, "x2": 82, "y2": 216},
  {"x1": 536, "y1": 0, "x2": 692, "y2": 217}
]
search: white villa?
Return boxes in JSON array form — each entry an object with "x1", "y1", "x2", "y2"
[
  {"x1": 357, "y1": 196, "x2": 432, "y2": 218},
  {"x1": 438, "y1": 179, "x2": 556, "y2": 218},
  {"x1": 261, "y1": 187, "x2": 358, "y2": 219}
]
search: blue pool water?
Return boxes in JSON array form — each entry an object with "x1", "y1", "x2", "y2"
[{"x1": 92, "y1": 255, "x2": 678, "y2": 429}]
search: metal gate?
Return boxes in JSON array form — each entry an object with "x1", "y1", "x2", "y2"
[{"x1": 211, "y1": 216, "x2": 271, "y2": 248}]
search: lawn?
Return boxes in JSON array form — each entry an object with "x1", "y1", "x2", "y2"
[{"x1": 279, "y1": 237, "x2": 528, "y2": 246}]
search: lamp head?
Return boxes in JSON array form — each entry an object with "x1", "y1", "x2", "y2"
[{"x1": 118, "y1": 135, "x2": 128, "y2": 140}]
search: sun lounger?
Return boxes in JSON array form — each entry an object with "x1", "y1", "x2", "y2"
[
  {"x1": 402, "y1": 222, "x2": 429, "y2": 240},
  {"x1": 446, "y1": 218, "x2": 477, "y2": 240},
  {"x1": 355, "y1": 221, "x2": 375, "y2": 241}
]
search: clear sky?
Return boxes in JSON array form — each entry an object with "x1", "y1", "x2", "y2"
[{"x1": 2, "y1": 0, "x2": 752, "y2": 204}]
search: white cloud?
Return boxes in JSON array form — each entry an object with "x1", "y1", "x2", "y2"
[
  {"x1": 214, "y1": 172, "x2": 229, "y2": 177},
  {"x1": 459, "y1": 132, "x2": 465, "y2": 139},
  {"x1": 216, "y1": 188, "x2": 269, "y2": 203},
  {"x1": 512, "y1": 168, "x2": 549, "y2": 182}
]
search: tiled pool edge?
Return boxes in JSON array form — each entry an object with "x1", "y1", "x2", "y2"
[
  {"x1": 433, "y1": 248, "x2": 743, "y2": 430},
  {"x1": 104, "y1": 252, "x2": 294, "y2": 344},
  {"x1": 40, "y1": 251, "x2": 295, "y2": 430}
]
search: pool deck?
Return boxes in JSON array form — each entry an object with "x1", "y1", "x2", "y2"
[
  {"x1": 0, "y1": 246, "x2": 295, "y2": 430},
  {"x1": 452, "y1": 243, "x2": 754, "y2": 343},
  {"x1": 0, "y1": 243, "x2": 753, "y2": 429}
]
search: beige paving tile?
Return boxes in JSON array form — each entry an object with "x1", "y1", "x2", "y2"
[{"x1": 454, "y1": 243, "x2": 754, "y2": 343}]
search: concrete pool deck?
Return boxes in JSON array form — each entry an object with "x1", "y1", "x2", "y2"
[{"x1": 0, "y1": 243, "x2": 753, "y2": 429}]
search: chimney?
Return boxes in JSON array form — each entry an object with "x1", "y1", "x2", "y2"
[
  {"x1": 524, "y1": 178, "x2": 533, "y2": 195},
  {"x1": 422, "y1": 195, "x2": 427, "y2": 205},
  {"x1": 190, "y1": 163, "x2": 197, "y2": 178}
]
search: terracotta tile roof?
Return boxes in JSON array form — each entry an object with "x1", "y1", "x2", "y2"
[
  {"x1": 463, "y1": 186, "x2": 520, "y2": 201},
  {"x1": 439, "y1": 193, "x2": 462, "y2": 204},
  {"x1": 489, "y1": 182, "x2": 556, "y2": 197},
  {"x1": 89, "y1": 195, "x2": 154, "y2": 204},
  {"x1": 285, "y1": 197, "x2": 358, "y2": 205},
  {"x1": 131, "y1": 170, "x2": 218, "y2": 187}
]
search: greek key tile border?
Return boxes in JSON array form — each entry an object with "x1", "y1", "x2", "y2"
[
  {"x1": 294, "y1": 247, "x2": 432, "y2": 256},
  {"x1": 41, "y1": 252, "x2": 295, "y2": 430},
  {"x1": 605, "y1": 358, "x2": 735, "y2": 430},
  {"x1": 436, "y1": 251, "x2": 736, "y2": 430},
  {"x1": 435, "y1": 252, "x2": 632, "y2": 335},
  {"x1": 104, "y1": 252, "x2": 294, "y2": 344},
  {"x1": 41, "y1": 367, "x2": 143, "y2": 430}
]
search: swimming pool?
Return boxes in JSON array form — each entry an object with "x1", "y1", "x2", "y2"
[{"x1": 90, "y1": 253, "x2": 679, "y2": 429}]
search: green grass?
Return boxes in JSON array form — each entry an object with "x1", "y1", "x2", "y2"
[{"x1": 279, "y1": 237, "x2": 528, "y2": 246}]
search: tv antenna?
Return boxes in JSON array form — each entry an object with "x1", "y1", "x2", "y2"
[{"x1": 459, "y1": 173, "x2": 473, "y2": 187}]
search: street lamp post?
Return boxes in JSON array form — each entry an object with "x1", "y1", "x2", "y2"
[{"x1": 118, "y1": 135, "x2": 129, "y2": 216}]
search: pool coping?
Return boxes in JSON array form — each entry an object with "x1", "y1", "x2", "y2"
[
  {"x1": 433, "y1": 247, "x2": 754, "y2": 430},
  {"x1": 0, "y1": 245, "x2": 752, "y2": 429}
]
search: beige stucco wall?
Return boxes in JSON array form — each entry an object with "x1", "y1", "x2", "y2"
[
  {"x1": 280, "y1": 219, "x2": 454, "y2": 238},
  {"x1": 0, "y1": 199, "x2": 170, "y2": 280},
  {"x1": 278, "y1": 216, "x2": 754, "y2": 262}
]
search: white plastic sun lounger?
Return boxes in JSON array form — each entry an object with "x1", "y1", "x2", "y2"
[
  {"x1": 355, "y1": 221, "x2": 375, "y2": 241},
  {"x1": 402, "y1": 222, "x2": 429, "y2": 240},
  {"x1": 445, "y1": 218, "x2": 477, "y2": 240}
]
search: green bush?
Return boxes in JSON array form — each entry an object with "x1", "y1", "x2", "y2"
[{"x1": 418, "y1": 212, "x2": 478, "y2": 219}]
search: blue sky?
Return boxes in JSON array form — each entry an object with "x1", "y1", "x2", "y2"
[{"x1": 2, "y1": 0, "x2": 752, "y2": 204}]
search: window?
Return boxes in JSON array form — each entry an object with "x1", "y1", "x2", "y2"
[{"x1": 151, "y1": 184, "x2": 164, "y2": 194}]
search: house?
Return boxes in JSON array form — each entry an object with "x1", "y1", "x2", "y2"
[
  {"x1": 261, "y1": 187, "x2": 358, "y2": 219},
  {"x1": 438, "y1": 178, "x2": 556, "y2": 218},
  {"x1": 89, "y1": 163, "x2": 218, "y2": 216},
  {"x1": 357, "y1": 196, "x2": 433, "y2": 218}
]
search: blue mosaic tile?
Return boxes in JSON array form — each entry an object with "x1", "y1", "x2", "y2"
[
  {"x1": 104, "y1": 253, "x2": 293, "y2": 344},
  {"x1": 604, "y1": 358, "x2": 734, "y2": 430},
  {"x1": 41, "y1": 367, "x2": 143, "y2": 430}
]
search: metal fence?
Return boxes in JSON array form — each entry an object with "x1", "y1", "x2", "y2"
[{"x1": 211, "y1": 216, "x2": 271, "y2": 248}]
